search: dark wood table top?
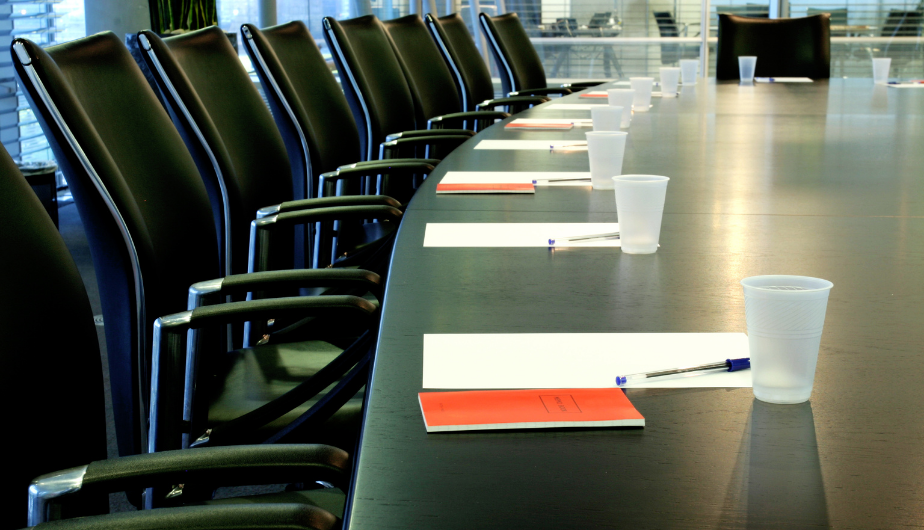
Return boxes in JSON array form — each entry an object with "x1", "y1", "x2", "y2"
[{"x1": 344, "y1": 79, "x2": 924, "y2": 529}]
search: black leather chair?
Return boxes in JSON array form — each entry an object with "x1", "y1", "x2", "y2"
[
  {"x1": 0, "y1": 143, "x2": 348, "y2": 529},
  {"x1": 136, "y1": 26, "x2": 411, "y2": 273},
  {"x1": 239, "y1": 20, "x2": 439, "y2": 211},
  {"x1": 322, "y1": 15, "x2": 473, "y2": 164},
  {"x1": 715, "y1": 13, "x2": 831, "y2": 80},
  {"x1": 381, "y1": 14, "x2": 510, "y2": 132},
  {"x1": 424, "y1": 12, "x2": 549, "y2": 113},
  {"x1": 478, "y1": 12, "x2": 607, "y2": 98},
  {"x1": 12, "y1": 33, "x2": 385, "y2": 464}
]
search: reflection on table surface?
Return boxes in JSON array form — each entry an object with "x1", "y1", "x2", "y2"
[{"x1": 345, "y1": 79, "x2": 924, "y2": 530}]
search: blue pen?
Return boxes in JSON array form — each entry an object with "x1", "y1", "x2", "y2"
[{"x1": 615, "y1": 358, "x2": 750, "y2": 386}]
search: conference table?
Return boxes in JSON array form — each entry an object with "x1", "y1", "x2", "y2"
[{"x1": 344, "y1": 80, "x2": 924, "y2": 529}]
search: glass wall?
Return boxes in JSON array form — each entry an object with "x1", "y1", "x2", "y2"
[
  {"x1": 1, "y1": 0, "x2": 86, "y2": 164},
  {"x1": 219, "y1": 0, "x2": 923, "y2": 81}
]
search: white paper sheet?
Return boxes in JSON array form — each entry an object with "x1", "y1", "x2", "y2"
[
  {"x1": 474, "y1": 140, "x2": 589, "y2": 150},
  {"x1": 423, "y1": 333, "x2": 751, "y2": 389},
  {"x1": 754, "y1": 77, "x2": 814, "y2": 83},
  {"x1": 423, "y1": 223, "x2": 619, "y2": 247},
  {"x1": 440, "y1": 171, "x2": 592, "y2": 187},
  {"x1": 887, "y1": 82, "x2": 924, "y2": 88},
  {"x1": 545, "y1": 104, "x2": 599, "y2": 110},
  {"x1": 508, "y1": 118, "x2": 593, "y2": 127}
]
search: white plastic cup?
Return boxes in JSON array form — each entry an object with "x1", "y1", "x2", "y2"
[
  {"x1": 607, "y1": 89, "x2": 634, "y2": 128},
  {"x1": 629, "y1": 77, "x2": 654, "y2": 111},
  {"x1": 680, "y1": 59, "x2": 699, "y2": 85},
  {"x1": 740, "y1": 275, "x2": 834, "y2": 404},
  {"x1": 611, "y1": 175, "x2": 668, "y2": 253},
  {"x1": 738, "y1": 56, "x2": 757, "y2": 84},
  {"x1": 586, "y1": 131, "x2": 628, "y2": 190},
  {"x1": 659, "y1": 67, "x2": 681, "y2": 97},
  {"x1": 872, "y1": 58, "x2": 891, "y2": 84},
  {"x1": 591, "y1": 106, "x2": 623, "y2": 131}
]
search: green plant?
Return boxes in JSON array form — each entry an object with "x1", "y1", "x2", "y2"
[{"x1": 151, "y1": 0, "x2": 217, "y2": 34}]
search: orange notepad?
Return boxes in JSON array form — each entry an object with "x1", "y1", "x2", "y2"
[
  {"x1": 435, "y1": 183, "x2": 535, "y2": 194},
  {"x1": 578, "y1": 91, "x2": 609, "y2": 98},
  {"x1": 419, "y1": 388, "x2": 645, "y2": 432},
  {"x1": 504, "y1": 122, "x2": 574, "y2": 130}
]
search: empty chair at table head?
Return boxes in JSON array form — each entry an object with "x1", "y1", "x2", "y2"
[{"x1": 715, "y1": 14, "x2": 831, "y2": 80}]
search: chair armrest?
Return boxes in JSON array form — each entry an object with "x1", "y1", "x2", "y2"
[
  {"x1": 379, "y1": 134, "x2": 472, "y2": 160},
  {"x1": 269, "y1": 195, "x2": 403, "y2": 216},
  {"x1": 476, "y1": 95, "x2": 550, "y2": 113},
  {"x1": 249, "y1": 205, "x2": 403, "y2": 272},
  {"x1": 29, "y1": 445, "x2": 349, "y2": 524},
  {"x1": 428, "y1": 110, "x2": 510, "y2": 132},
  {"x1": 31, "y1": 504, "x2": 338, "y2": 530},
  {"x1": 384, "y1": 129, "x2": 475, "y2": 142},
  {"x1": 188, "y1": 269, "x2": 383, "y2": 310},
  {"x1": 509, "y1": 86, "x2": 573, "y2": 97},
  {"x1": 272, "y1": 205, "x2": 403, "y2": 227},
  {"x1": 345, "y1": 157, "x2": 441, "y2": 169},
  {"x1": 562, "y1": 80, "x2": 608, "y2": 89},
  {"x1": 318, "y1": 162, "x2": 438, "y2": 198}
]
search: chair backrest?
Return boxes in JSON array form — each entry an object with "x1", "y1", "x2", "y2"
[
  {"x1": 714, "y1": 4, "x2": 770, "y2": 18},
  {"x1": 881, "y1": 9, "x2": 923, "y2": 37},
  {"x1": 653, "y1": 11, "x2": 680, "y2": 37},
  {"x1": 555, "y1": 17, "x2": 578, "y2": 35},
  {"x1": 381, "y1": 14, "x2": 464, "y2": 126},
  {"x1": 138, "y1": 26, "x2": 295, "y2": 274},
  {"x1": 0, "y1": 144, "x2": 109, "y2": 528},
  {"x1": 715, "y1": 13, "x2": 831, "y2": 80},
  {"x1": 653, "y1": 11, "x2": 683, "y2": 64},
  {"x1": 478, "y1": 12, "x2": 548, "y2": 96},
  {"x1": 424, "y1": 12, "x2": 497, "y2": 112},
  {"x1": 322, "y1": 15, "x2": 420, "y2": 161},
  {"x1": 240, "y1": 21, "x2": 364, "y2": 190},
  {"x1": 588, "y1": 12, "x2": 618, "y2": 28},
  {"x1": 13, "y1": 33, "x2": 220, "y2": 459}
]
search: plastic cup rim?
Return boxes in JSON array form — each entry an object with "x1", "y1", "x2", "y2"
[
  {"x1": 612, "y1": 174, "x2": 670, "y2": 183},
  {"x1": 740, "y1": 275, "x2": 833, "y2": 293},
  {"x1": 587, "y1": 130, "x2": 628, "y2": 137}
]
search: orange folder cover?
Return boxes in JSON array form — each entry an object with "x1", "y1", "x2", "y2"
[
  {"x1": 504, "y1": 122, "x2": 574, "y2": 130},
  {"x1": 419, "y1": 388, "x2": 645, "y2": 432},
  {"x1": 436, "y1": 183, "x2": 535, "y2": 194},
  {"x1": 578, "y1": 92, "x2": 608, "y2": 98}
]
